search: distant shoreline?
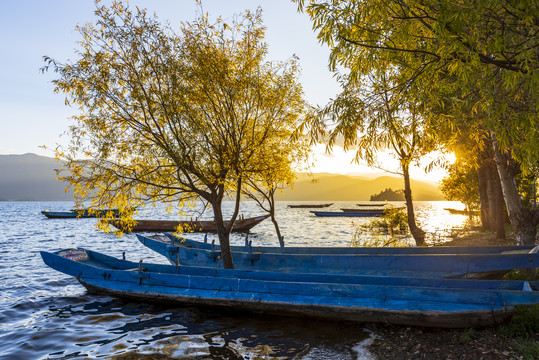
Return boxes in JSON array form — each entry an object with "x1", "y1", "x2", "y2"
[{"x1": 0, "y1": 153, "x2": 444, "y2": 202}]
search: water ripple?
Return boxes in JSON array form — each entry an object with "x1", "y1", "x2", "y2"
[{"x1": 0, "y1": 200, "x2": 467, "y2": 359}]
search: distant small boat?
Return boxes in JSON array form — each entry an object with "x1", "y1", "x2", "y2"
[
  {"x1": 444, "y1": 208, "x2": 481, "y2": 216},
  {"x1": 41, "y1": 209, "x2": 121, "y2": 219},
  {"x1": 340, "y1": 208, "x2": 386, "y2": 214},
  {"x1": 41, "y1": 247, "x2": 539, "y2": 328},
  {"x1": 357, "y1": 203, "x2": 388, "y2": 206},
  {"x1": 107, "y1": 215, "x2": 270, "y2": 233},
  {"x1": 287, "y1": 203, "x2": 333, "y2": 208},
  {"x1": 311, "y1": 211, "x2": 382, "y2": 217}
]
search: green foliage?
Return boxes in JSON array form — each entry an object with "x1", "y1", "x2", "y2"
[
  {"x1": 496, "y1": 305, "x2": 539, "y2": 339},
  {"x1": 440, "y1": 160, "x2": 479, "y2": 211},
  {"x1": 297, "y1": 0, "x2": 539, "y2": 170},
  {"x1": 349, "y1": 232, "x2": 411, "y2": 248},
  {"x1": 43, "y1": 1, "x2": 308, "y2": 268},
  {"x1": 351, "y1": 206, "x2": 410, "y2": 247},
  {"x1": 512, "y1": 339, "x2": 539, "y2": 360},
  {"x1": 517, "y1": 170, "x2": 539, "y2": 209},
  {"x1": 459, "y1": 328, "x2": 478, "y2": 343},
  {"x1": 297, "y1": 0, "x2": 539, "y2": 245},
  {"x1": 376, "y1": 206, "x2": 409, "y2": 234},
  {"x1": 503, "y1": 269, "x2": 539, "y2": 281}
]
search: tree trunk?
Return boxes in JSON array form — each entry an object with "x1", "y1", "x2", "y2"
[
  {"x1": 491, "y1": 166, "x2": 506, "y2": 240},
  {"x1": 402, "y1": 163, "x2": 425, "y2": 246},
  {"x1": 212, "y1": 201, "x2": 234, "y2": 269},
  {"x1": 477, "y1": 165, "x2": 492, "y2": 231},
  {"x1": 485, "y1": 163, "x2": 506, "y2": 239},
  {"x1": 480, "y1": 142, "x2": 506, "y2": 239},
  {"x1": 269, "y1": 191, "x2": 284, "y2": 247},
  {"x1": 271, "y1": 215, "x2": 284, "y2": 247},
  {"x1": 491, "y1": 135, "x2": 537, "y2": 245}
]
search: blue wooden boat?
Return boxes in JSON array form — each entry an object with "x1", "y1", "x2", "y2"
[
  {"x1": 340, "y1": 208, "x2": 385, "y2": 212},
  {"x1": 288, "y1": 203, "x2": 333, "y2": 208},
  {"x1": 106, "y1": 215, "x2": 270, "y2": 233},
  {"x1": 311, "y1": 211, "x2": 382, "y2": 217},
  {"x1": 164, "y1": 233, "x2": 536, "y2": 255},
  {"x1": 40, "y1": 248, "x2": 539, "y2": 328},
  {"x1": 41, "y1": 209, "x2": 121, "y2": 219},
  {"x1": 137, "y1": 234, "x2": 539, "y2": 279}
]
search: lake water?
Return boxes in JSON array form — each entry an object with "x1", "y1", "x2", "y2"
[{"x1": 0, "y1": 200, "x2": 469, "y2": 359}]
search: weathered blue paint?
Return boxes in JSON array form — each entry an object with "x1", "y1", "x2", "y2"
[
  {"x1": 41, "y1": 248, "x2": 539, "y2": 328},
  {"x1": 165, "y1": 233, "x2": 535, "y2": 255},
  {"x1": 138, "y1": 235, "x2": 539, "y2": 279},
  {"x1": 311, "y1": 211, "x2": 382, "y2": 217}
]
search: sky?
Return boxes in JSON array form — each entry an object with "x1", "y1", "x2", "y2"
[{"x1": 0, "y1": 0, "x2": 447, "y2": 183}]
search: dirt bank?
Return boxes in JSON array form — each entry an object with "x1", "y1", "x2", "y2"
[{"x1": 366, "y1": 232, "x2": 539, "y2": 360}]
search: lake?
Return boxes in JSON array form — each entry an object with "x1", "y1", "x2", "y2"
[{"x1": 0, "y1": 200, "x2": 469, "y2": 359}]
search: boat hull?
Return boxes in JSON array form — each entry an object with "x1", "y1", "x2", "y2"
[
  {"x1": 41, "y1": 248, "x2": 539, "y2": 328},
  {"x1": 79, "y1": 280, "x2": 512, "y2": 328},
  {"x1": 311, "y1": 211, "x2": 382, "y2": 217},
  {"x1": 138, "y1": 235, "x2": 539, "y2": 279},
  {"x1": 288, "y1": 203, "x2": 333, "y2": 208},
  {"x1": 165, "y1": 234, "x2": 535, "y2": 255},
  {"x1": 107, "y1": 215, "x2": 270, "y2": 233}
]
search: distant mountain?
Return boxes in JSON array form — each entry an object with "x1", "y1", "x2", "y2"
[
  {"x1": 275, "y1": 173, "x2": 443, "y2": 201},
  {"x1": 0, "y1": 153, "x2": 73, "y2": 201},
  {"x1": 0, "y1": 154, "x2": 443, "y2": 201}
]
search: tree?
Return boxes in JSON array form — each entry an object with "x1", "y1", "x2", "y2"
[
  {"x1": 297, "y1": 0, "x2": 539, "y2": 244},
  {"x1": 439, "y1": 127, "x2": 506, "y2": 239},
  {"x1": 478, "y1": 146, "x2": 507, "y2": 239},
  {"x1": 299, "y1": 70, "x2": 434, "y2": 245},
  {"x1": 43, "y1": 1, "x2": 307, "y2": 268},
  {"x1": 440, "y1": 162, "x2": 479, "y2": 213},
  {"x1": 243, "y1": 136, "x2": 310, "y2": 246},
  {"x1": 370, "y1": 188, "x2": 405, "y2": 201}
]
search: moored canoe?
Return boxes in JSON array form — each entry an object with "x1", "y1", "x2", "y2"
[{"x1": 41, "y1": 248, "x2": 539, "y2": 328}]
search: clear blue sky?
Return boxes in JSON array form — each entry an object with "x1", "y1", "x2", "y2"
[
  {"x1": 0, "y1": 0, "x2": 447, "y2": 181},
  {"x1": 0, "y1": 1, "x2": 339, "y2": 154}
]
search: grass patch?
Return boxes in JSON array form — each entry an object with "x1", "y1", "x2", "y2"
[
  {"x1": 512, "y1": 339, "x2": 539, "y2": 360},
  {"x1": 496, "y1": 305, "x2": 539, "y2": 339},
  {"x1": 351, "y1": 206, "x2": 412, "y2": 247},
  {"x1": 503, "y1": 269, "x2": 539, "y2": 281},
  {"x1": 459, "y1": 328, "x2": 478, "y2": 343}
]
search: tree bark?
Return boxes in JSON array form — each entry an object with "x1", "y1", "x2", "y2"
[
  {"x1": 477, "y1": 165, "x2": 492, "y2": 231},
  {"x1": 491, "y1": 135, "x2": 537, "y2": 245},
  {"x1": 269, "y1": 191, "x2": 284, "y2": 247},
  {"x1": 485, "y1": 162, "x2": 506, "y2": 239},
  {"x1": 491, "y1": 166, "x2": 506, "y2": 240},
  {"x1": 479, "y1": 142, "x2": 506, "y2": 239},
  {"x1": 402, "y1": 163, "x2": 425, "y2": 246},
  {"x1": 212, "y1": 201, "x2": 234, "y2": 269}
]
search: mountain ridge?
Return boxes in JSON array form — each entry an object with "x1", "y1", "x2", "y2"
[
  {"x1": 275, "y1": 173, "x2": 443, "y2": 201},
  {"x1": 0, "y1": 154, "x2": 443, "y2": 201},
  {"x1": 0, "y1": 153, "x2": 73, "y2": 201}
]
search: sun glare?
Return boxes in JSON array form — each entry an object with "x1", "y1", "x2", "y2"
[{"x1": 307, "y1": 144, "x2": 453, "y2": 183}]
